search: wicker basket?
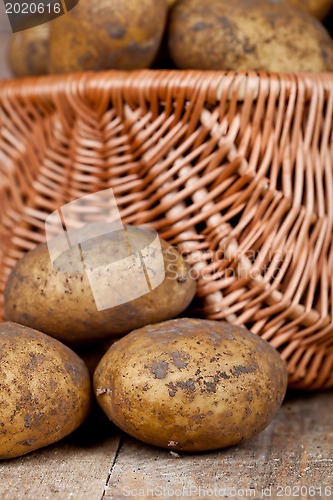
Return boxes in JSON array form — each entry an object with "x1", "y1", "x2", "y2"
[{"x1": 0, "y1": 70, "x2": 332, "y2": 390}]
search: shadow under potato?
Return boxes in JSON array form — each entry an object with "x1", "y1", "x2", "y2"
[{"x1": 67, "y1": 405, "x2": 118, "y2": 448}]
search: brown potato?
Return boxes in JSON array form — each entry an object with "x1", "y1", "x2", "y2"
[
  {"x1": 4, "y1": 226, "x2": 196, "y2": 345},
  {"x1": 289, "y1": 0, "x2": 333, "y2": 20},
  {"x1": 168, "y1": 0, "x2": 333, "y2": 72},
  {"x1": 49, "y1": 0, "x2": 168, "y2": 73},
  {"x1": 0, "y1": 322, "x2": 91, "y2": 459},
  {"x1": 93, "y1": 318, "x2": 288, "y2": 452},
  {"x1": 8, "y1": 24, "x2": 50, "y2": 77}
]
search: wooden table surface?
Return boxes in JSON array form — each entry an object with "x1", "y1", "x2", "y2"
[{"x1": 0, "y1": 391, "x2": 332, "y2": 499}]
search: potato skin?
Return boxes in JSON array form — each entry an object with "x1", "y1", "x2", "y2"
[
  {"x1": 168, "y1": 0, "x2": 333, "y2": 72},
  {"x1": 8, "y1": 24, "x2": 50, "y2": 77},
  {"x1": 4, "y1": 226, "x2": 196, "y2": 345},
  {"x1": 0, "y1": 322, "x2": 91, "y2": 459},
  {"x1": 49, "y1": 0, "x2": 167, "y2": 73},
  {"x1": 93, "y1": 318, "x2": 287, "y2": 452}
]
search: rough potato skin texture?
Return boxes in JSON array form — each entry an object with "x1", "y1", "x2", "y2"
[
  {"x1": 289, "y1": 0, "x2": 333, "y2": 20},
  {"x1": 93, "y1": 318, "x2": 288, "y2": 452},
  {"x1": 168, "y1": 0, "x2": 333, "y2": 72},
  {"x1": 49, "y1": 0, "x2": 167, "y2": 73},
  {"x1": 4, "y1": 227, "x2": 196, "y2": 345},
  {"x1": 8, "y1": 24, "x2": 50, "y2": 77},
  {"x1": 0, "y1": 322, "x2": 91, "y2": 459}
]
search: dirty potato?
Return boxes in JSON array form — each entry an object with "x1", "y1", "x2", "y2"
[
  {"x1": 8, "y1": 24, "x2": 50, "y2": 77},
  {"x1": 4, "y1": 226, "x2": 196, "y2": 345},
  {"x1": 49, "y1": 0, "x2": 168, "y2": 73},
  {"x1": 168, "y1": 0, "x2": 333, "y2": 72},
  {"x1": 0, "y1": 322, "x2": 91, "y2": 459},
  {"x1": 93, "y1": 318, "x2": 288, "y2": 452}
]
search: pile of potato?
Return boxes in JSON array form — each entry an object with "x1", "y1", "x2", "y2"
[
  {"x1": 8, "y1": 0, "x2": 333, "y2": 77},
  {"x1": 1, "y1": 226, "x2": 287, "y2": 458}
]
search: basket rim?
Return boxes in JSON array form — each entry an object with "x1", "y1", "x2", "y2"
[{"x1": 0, "y1": 70, "x2": 333, "y2": 105}]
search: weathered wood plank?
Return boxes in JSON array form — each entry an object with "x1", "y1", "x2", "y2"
[
  {"x1": 105, "y1": 392, "x2": 333, "y2": 499},
  {"x1": 0, "y1": 413, "x2": 121, "y2": 500}
]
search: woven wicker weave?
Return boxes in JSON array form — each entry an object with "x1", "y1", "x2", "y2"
[{"x1": 0, "y1": 70, "x2": 332, "y2": 389}]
